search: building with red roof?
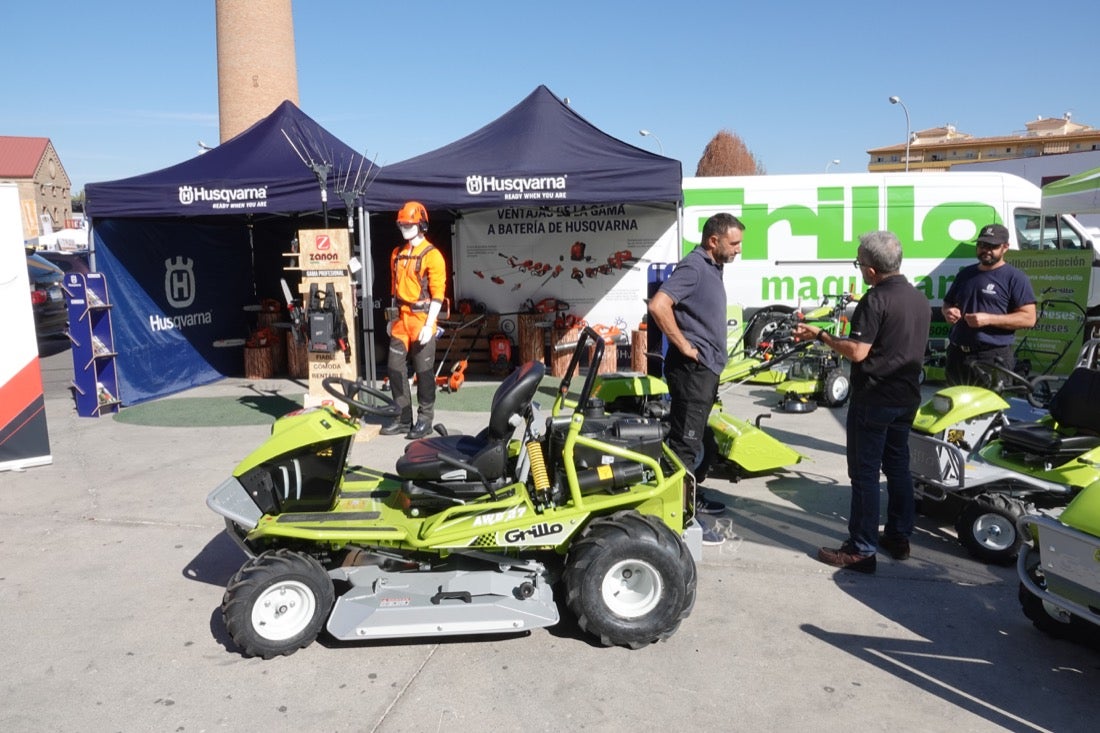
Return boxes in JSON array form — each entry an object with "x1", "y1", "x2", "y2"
[{"x1": 0, "y1": 136, "x2": 72, "y2": 242}]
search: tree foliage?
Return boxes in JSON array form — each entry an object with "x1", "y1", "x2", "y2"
[{"x1": 695, "y1": 129, "x2": 765, "y2": 176}]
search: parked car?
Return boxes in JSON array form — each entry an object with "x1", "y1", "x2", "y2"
[
  {"x1": 39, "y1": 249, "x2": 90, "y2": 278},
  {"x1": 27, "y1": 252, "x2": 68, "y2": 338}
]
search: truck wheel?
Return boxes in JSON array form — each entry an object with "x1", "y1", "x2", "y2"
[
  {"x1": 564, "y1": 511, "x2": 696, "y2": 649},
  {"x1": 222, "y1": 549, "x2": 334, "y2": 659},
  {"x1": 820, "y1": 368, "x2": 850, "y2": 407},
  {"x1": 955, "y1": 494, "x2": 1027, "y2": 564}
]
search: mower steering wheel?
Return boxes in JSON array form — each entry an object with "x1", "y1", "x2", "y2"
[
  {"x1": 321, "y1": 377, "x2": 399, "y2": 419},
  {"x1": 968, "y1": 361, "x2": 1036, "y2": 400}
]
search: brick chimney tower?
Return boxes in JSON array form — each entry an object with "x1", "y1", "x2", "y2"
[{"x1": 215, "y1": 0, "x2": 300, "y2": 142}]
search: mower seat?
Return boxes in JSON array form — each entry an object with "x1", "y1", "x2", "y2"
[
  {"x1": 998, "y1": 367, "x2": 1100, "y2": 462},
  {"x1": 997, "y1": 423, "x2": 1100, "y2": 462},
  {"x1": 395, "y1": 360, "x2": 546, "y2": 486}
]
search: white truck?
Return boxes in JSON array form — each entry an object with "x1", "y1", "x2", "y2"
[{"x1": 681, "y1": 171, "x2": 1098, "y2": 315}]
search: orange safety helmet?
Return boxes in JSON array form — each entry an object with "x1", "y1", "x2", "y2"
[{"x1": 397, "y1": 201, "x2": 429, "y2": 233}]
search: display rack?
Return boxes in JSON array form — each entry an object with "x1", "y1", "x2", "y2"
[
  {"x1": 65, "y1": 272, "x2": 121, "y2": 417},
  {"x1": 290, "y1": 228, "x2": 358, "y2": 410}
]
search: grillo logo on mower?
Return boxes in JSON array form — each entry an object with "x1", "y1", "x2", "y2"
[{"x1": 503, "y1": 521, "x2": 567, "y2": 545}]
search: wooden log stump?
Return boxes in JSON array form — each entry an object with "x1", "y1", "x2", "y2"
[
  {"x1": 286, "y1": 333, "x2": 309, "y2": 378},
  {"x1": 518, "y1": 313, "x2": 547, "y2": 364},
  {"x1": 551, "y1": 325, "x2": 584, "y2": 377},
  {"x1": 631, "y1": 329, "x2": 648, "y2": 373},
  {"x1": 244, "y1": 344, "x2": 275, "y2": 379},
  {"x1": 256, "y1": 312, "x2": 287, "y2": 375},
  {"x1": 587, "y1": 337, "x2": 619, "y2": 374}
]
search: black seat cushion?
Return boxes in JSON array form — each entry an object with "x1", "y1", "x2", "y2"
[
  {"x1": 396, "y1": 430, "x2": 508, "y2": 482},
  {"x1": 997, "y1": 367, "x2": 1100, "y2": 462},
  {"x1": 393, "y1": 360, "x2": 547, "y2": 484},
  {"x1": 999, "y1": 423, "x2": 1100, "y2": 460},
  {"x1": 1049, "y1": 368, "x2": 1100, "y2": 434}
]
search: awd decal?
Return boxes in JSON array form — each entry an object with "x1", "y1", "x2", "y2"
[{"x1": 471, "y1": 505, "x2": 528, "y2": 527}]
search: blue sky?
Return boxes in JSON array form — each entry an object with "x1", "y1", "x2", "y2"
[{"x1": 5, "y1": 0, "x2": 1099, "y2": 193}]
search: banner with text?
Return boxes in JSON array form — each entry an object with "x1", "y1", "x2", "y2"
[
  {"x1": 454, "y1": 204, "x2": 678, "y2": 333},
  {"x1": 1008, "y1": 248, "x2": 1091, "y2": 376}
]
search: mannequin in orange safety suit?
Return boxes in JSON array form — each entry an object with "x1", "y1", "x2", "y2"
[{"x1": 381, "y1": 201, "x2": 447, "y2": 439}]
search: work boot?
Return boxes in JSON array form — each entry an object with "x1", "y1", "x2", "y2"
[
  {"x1": 380, "y1": 419, "x2": 411, "y2": 436},
  {"x1": 405, "y1": 420, "x2": 432, "y2": 440}
]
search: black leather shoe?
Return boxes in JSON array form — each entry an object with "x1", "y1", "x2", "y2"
[
  {"x1": 405, "y1": 420, "x2": 432, "y2": 440},
  {"x1": 380, "y1": 420, "x2": 411, "y2": 436},
  {"x1": 878, "y1": 534, "x2": 911, "y2": 560}
]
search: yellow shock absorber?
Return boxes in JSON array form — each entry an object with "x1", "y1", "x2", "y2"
[{"x1": 527, "y1": 440, "x2": 551, "y2": 502}]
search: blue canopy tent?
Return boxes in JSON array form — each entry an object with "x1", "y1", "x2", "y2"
[
  {"x1": 362, "y1": 85, "x2": 682, "y2": 210},
  {"x1": 358, "y1": 85, "x2": 683, "y2": 358},
  {"x1": 85, "y1": 101, "x2": 377, "y2": 404}
]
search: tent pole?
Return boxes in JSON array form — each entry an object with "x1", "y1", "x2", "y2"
[{"x1": 358, "y1": 205, "x2": 377, "y2": 385}]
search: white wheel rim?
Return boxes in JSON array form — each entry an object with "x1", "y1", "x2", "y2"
[
  {"x1": 251, "y1": 580, "x2": 317, "y2": 641},
  {"x1": 601, "y1": 559, "x2": 663, "y2": 618},
  {"x1": 973, "y1": 513, "x2": 1015, "y2": 552},
  {"x1": 829, "y1": 376, "x2": 849, "y2": 401}
]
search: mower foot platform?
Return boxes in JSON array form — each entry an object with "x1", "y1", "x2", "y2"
[{"x1": 326, "y1": 562, "x2": 559, "y2": 641}]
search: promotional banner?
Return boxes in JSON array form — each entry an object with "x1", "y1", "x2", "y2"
[
  {"x1": 1008, "y1": 248, "x2": 1092, "y2": 376},
  {"x1": 454, "y1": 203, "x2": 678, "y2": 332},
  {"x1": 1, "y1": 184, "x2": 51, "y2": 470},
  {"x1": 94, "y1": 218, "x2": 253, "y2": 403}
]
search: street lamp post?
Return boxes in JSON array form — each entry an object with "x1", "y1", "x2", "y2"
[
  {"x1": 639, "y1": 129, "x2": 664, "y2": 155},
  {"x1": 888, "y1": 95, "x2": 911, "y2": 172},
  {"x1": 826, "y1": 159, "x2": 840, "y2": 172}
]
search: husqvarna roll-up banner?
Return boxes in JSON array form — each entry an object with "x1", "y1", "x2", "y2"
[
  {"x1": 0, "y1": 183, "x2": 51, "y2": 471},
  {"x1": 454, "y1": 203, "x2": 678, "y2": 330},
  {"x1": 93, "y1": 218, "x2": 253, "y2": 404}
]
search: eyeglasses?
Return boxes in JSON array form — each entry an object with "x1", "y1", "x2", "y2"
[
  {"x1": 852, "y1": 259, "x2": 865, "y2": 269},
  {"x1": 976, "y1": 241, "x2": 1006, "y2": 250}
]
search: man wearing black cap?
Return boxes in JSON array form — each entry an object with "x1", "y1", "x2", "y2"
[{"x1": 941, "y1": 223, "x2": 1036, "y2": 386}]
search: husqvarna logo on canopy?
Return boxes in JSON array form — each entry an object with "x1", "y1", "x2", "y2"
[
  {"x1": 465, "y1": 173, "x2": 568, "y2": 200},
  {"x1": 177, "y1": 184, "x2": 268, "y2": 209},
  {"x1": 165, "y1": 256, "x2": 196, "y2": 308}
]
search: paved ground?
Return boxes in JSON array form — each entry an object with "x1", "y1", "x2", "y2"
[{"x1": 3, "y1": 342, "x2": 1098, "y2": 732}]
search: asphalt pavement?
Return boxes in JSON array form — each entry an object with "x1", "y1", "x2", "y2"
[{"x1": 2, "y1": 342, "x2": 1097, "y2": 732}]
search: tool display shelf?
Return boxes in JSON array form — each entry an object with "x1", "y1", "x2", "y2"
[{"x1": 64, "y1": 272, "x2": 122, "y2": 417}]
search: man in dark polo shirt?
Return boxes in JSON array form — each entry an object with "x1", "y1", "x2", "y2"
[
  {"x1": 941, "y1": 223, "x2": 1036, "y2": 386},
  {"x1": 648, "y1": 213, "x2": 744, "y2": 544},
  {"x1": 793, "y1": 231, "x2": 931, "y2": 573}
]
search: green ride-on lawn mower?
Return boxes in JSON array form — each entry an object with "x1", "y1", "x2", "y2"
[
  {"x1": 721, "y1": 293, "x2": 858, "y2": 413},
  {"x1": 207, "y1": 327, "x2": 698, "y2": 658},
  {"x1": 1017, "y1": 467, "x2": 1100, "y2": 647},
  {"x1": 909, "y1": 362, "x2": 1100, "y2": 564}
]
